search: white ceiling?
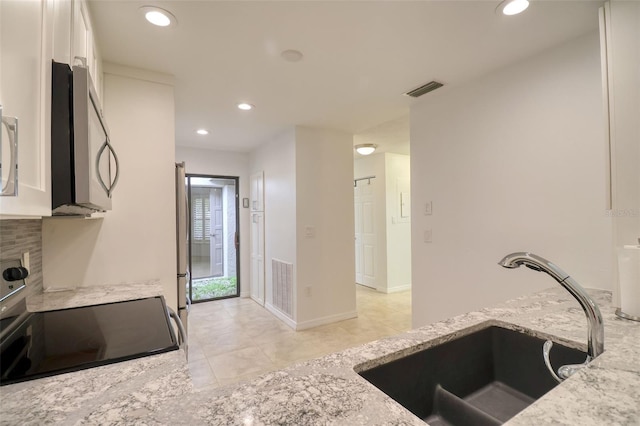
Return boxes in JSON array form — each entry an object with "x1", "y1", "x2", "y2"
[{"x1": 89, "y1": 1, "x2": 601, "y2": 154}]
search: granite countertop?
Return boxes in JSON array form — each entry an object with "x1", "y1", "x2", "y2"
[
  {"x1": 2, "y1": 285, "x2": 639, "y2": 425},
  {"x1": 25, "y1": 280, "x2": 165, "y2": 312}
]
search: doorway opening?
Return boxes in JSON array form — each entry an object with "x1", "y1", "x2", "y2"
[{"x1": 186, "y1": 174, "x2": 240, "y2": 302}]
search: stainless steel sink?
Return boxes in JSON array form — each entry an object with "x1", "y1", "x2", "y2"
[{"x1": 357, "y1": 325, "x2": 586, "y2": 425}]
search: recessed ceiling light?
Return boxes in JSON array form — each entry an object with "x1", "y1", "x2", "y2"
[
  {"x1": 139, "y1": 6, "x2": 177, "y2": 27},
  {"x1": 281, "y1": 49, "x2": 304, "y2": 63},
  {"x1": 355, "y1": 144, "x2": 377, "y2": 156},
  {"x1": 196, "y1": 129, "x2": 209, "y2": 135},
  {"x1": 496, "y1": 0, "x2": 529, "y2": 16},
  {"x1": 238, "y1": 103, "x2": 254, "y2": 111}
]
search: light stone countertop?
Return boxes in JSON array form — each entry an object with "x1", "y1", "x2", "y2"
[
  {"x1": 1, "y1": 285, "x2": 639, "y2": 425},
  {"x1": 26, "y1": 280, "x2": 165, "y2": 312}
]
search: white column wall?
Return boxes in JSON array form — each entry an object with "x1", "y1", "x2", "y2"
[
  {"x1": 410, "y1": 32, "x2": 613, "y2": 327},
  {"x1": 295, "y1": 126, "x2": 357, "y2": 328}
]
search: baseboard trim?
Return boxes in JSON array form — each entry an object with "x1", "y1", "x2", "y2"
[
  {"x1": 381, "y1": 284, "x2": 411, "y2": 294},
  {"x1": 295, "y1": 310, "x2": 358, "y2": 331},
  {"x1": 264, "y1": 304, "x2": 359, "y2": 331},
  {"x1": 265, "y1": 303, "x2": 297, "y2": 330}
]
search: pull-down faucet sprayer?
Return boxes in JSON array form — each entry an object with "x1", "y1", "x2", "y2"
[{"x1": 498, "y1": 252, "x2": 604, "y2": 381}]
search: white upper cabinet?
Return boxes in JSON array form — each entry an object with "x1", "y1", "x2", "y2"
[
  {"x1": 599, "y1": 2, "x2": 640, "y2": 239},
  {"x1": 250, "y1": 171, "x2": 264, "y2": 212},
  {"x1": 54, "y1": 0, "x2": 102, "y2": 100},
  {"x1": 0, "y1": 0, "x2": 102, "y2": 219},
  {"x1": 0, "y1": 0, "x2": 53, "y2": 218},
  {"x1": 75, "y1": 0, "x2": 102, "y2": 102}
]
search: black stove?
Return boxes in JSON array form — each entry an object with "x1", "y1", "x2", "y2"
[{"x1": 0, "y1": 296, "x2": 179, "y2": 386}]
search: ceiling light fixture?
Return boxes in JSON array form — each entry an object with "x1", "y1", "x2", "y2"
[
  {"x1": 496, "y1": 0, "x2": 529, "y2": 16},
  {"x1": 237, "y1": 103, "x2": 254, "y2": 111},
  {"x1": 355, "y1": 144, "x2": 377, "y2": 156},
  {"x1": 196, "y1": 129, "x2": 209, "y2": 135},
  {"x1": 281, "y1": 49, "x2": 304, "y2": 63},
  {"x1": 139, "y1": 6, "x2": 177, "y2": 27}
]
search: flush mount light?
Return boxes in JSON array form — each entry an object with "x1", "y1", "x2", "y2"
[
  {"x1": 196, "y1": 129, "x2": 209, "y2": 135},
  {"x1": 281, "y1": 49, "x2": 304, "y2": 63},
  {"x1": 237, "y1": 103, "x2": 254, "y2": 111},
  {"x1": 496, "y1": 0, "x2": 529, "y2": 15},
  {"x1": 139, "y1": 6, "x2": 177, "y2": 27},
  {"x1": 355, "y1": 144, "x2": 377, "y2": 156}
]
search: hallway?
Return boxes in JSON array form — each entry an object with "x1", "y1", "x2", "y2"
[{"x1": 187, "y1": 285, "x2": 411, "y2": 390}]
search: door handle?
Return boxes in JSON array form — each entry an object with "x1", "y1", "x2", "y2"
[
  {"x1": 1, "y1": 106, "x2": 19, "y2": 197},
  {"x1": 96, "y1": 138, "x2": 120, "y2": 197}
]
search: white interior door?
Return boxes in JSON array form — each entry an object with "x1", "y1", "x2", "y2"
[
  {"x1": 250, "y1": 211, "x2": 265, "y2": 305},
  {"x1": 354, "y1": 183, "x2": 376, "y2": 288}
]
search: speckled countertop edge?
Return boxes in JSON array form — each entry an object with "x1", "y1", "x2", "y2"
[{"x1": 2, "y1": 285, "x2": 639, "y2": 425}]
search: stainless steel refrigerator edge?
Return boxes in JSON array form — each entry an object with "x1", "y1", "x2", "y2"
[{"x1": 176, "y1": 162, "x2": 190, "y2": 350}]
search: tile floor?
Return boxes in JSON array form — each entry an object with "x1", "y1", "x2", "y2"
[{"x1": 187, "y1": 284, "x2": 411, "y2": 391}]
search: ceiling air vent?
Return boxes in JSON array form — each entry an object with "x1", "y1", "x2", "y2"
[{"x1": 404, "y1": 81, "x2": 444, "y2": 98}]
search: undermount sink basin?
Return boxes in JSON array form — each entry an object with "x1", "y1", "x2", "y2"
[{"x1": 357, "y1": 325, "x2": 586, "y2": 425}]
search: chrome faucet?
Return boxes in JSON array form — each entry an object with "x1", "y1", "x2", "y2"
[{"x1": 498, "y1": 252, "x2": 604, "y2": 381}]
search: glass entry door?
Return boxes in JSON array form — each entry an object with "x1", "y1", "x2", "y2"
[{"x1": 186, "y1": 175, "x2": 240, "y2": 302}]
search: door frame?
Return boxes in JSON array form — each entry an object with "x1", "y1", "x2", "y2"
[{"x1": 186, "y1": 173, "x2": 241, "y2": 302}]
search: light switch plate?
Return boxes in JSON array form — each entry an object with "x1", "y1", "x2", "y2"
[
  {"x1": 304, "y1": 226, "x2": 316, "y2": 238},
  {"x1": 425, "y1": 201, "x2": 433, "y2": 215}
]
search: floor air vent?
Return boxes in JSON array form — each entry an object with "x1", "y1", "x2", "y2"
[{"x1": 404, "y1": 81, "x2": 444, "y2": 98}]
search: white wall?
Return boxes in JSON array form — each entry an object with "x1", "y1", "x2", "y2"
[
  {"x1": 175, "y1": 147, "x2": 250, "y2": 296},
  {"x1": 43, "y1": 65, "x2": 178, "y2": 310},
  {"x1": 295, "y1": 126, "x2": 356, "y2": 327},
  {"x1": 249, "y1": 129, "x2": 297, "y2": 310},
  {"x1": 384, "y1": 153, "x2": 411, "y2": 292},
  {"x1": 411, "y1": 32, "x2": 613, "y2": 327}
]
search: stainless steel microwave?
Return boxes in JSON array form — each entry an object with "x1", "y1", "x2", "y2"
[{"x1": 51, "y1": 61, "x2": 119, "y2": 215}]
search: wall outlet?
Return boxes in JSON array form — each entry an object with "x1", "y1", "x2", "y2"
[
  {"x1": 424, "y1": 229, "x2": 432, "y2": 243},
  {"x1": 22, "y1": 251, "x2": 30, "y2": 271}
]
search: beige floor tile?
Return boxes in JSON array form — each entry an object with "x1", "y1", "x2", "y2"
[
  {"x1": 187, "y1": 339, "x2": 207, "y2": 362},
  {"x1": 198, "y1": 330, "x2": 258, "y2": 357},
  {"x1": 208, "y1": 346, "x2": 277, "y2": 381},
  {"x1": 188, "y1": 358, "x2": 219, "y2": 389},
  {"x1": 188, "y1": 285, "x2": 412, "y2": 386}
]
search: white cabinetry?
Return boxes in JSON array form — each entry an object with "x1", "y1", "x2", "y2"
[
  {"x1": 0, "y1": 0, "x2": 102, "y2": 219},
  {"x1": 250, "y1": 171, "x2": 264, "y2": 212},
  {"x1": 249, "y1": 171, "x2": 265, "y2": 304},
  {"x1": 600, "y1": 1, "x2": 640, "y2": 228},
  {"x1": 0, "y1": 0, "x2": 53, "y2": 218},
  {"x1": 250, "y1": 211, "x2": 265, "y2": 305},
  {"x1": 72, "y1": 0, "x2": 102, "y2": 100},
  {"x1": 51, "y1": 0, "x2": 102, "y2": 98}
]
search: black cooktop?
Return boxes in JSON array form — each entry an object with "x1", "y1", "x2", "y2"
[{"x1": 0, "y1": 297, "x2": 179, "y2": 386}]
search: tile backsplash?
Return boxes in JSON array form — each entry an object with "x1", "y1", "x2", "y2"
[{"x1": 0, "y1": 219, "x2": 43, "y2": 310}]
